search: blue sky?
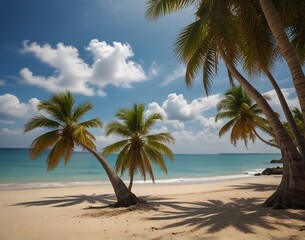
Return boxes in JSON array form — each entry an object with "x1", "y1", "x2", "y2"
[{"x1": 0, "y1": 0, "x2": 299, "y2": 153}]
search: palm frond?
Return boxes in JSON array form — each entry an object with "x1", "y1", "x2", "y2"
[
  {"x1": 105, "y1": 122, "x2": 131, "y2": 137},
  {"x1": 37, "y1": 100, "x2": 63, "y2": 121},
  {"x1": 145, "y1": 0, "x2": 197, "y2": 20},
  {"x1": 115, "y1": 108, "x2": 129, "y2": 121},
  {"x1": 102, "y1": 139, "x2": 129, "y2": 156},
  {"x1": 130, "y1": 103, "x2": 145, "y2": 133},
  {"x1": 174, "y1": 18, "x2": 207, "y2": 61},
  {"x1": 46, "y1": 138, "x2": 66, "y2": 170},
  {"x1": 140, "y1": 150, "x2": 155, "y2": 182},
  {"x1": 24, "y1": 115, "x2": 61, "y2": 133},
  {"x1": 29, "y1": 130, "x2": 60, "y2": 159},
  {"x1": 78, "y1": 118, "x2": 103, "y2": 129},
  {"x1": 142, "y1": 112, "x2": 164, "y2": 134},
  {"x1": 62, "y1": 135, "x2": 74, "y2": 165},
  {"x1": 215, "y1": 111, "x2": 237, "y2": 122},
  {"x1": 72, "y1": 103, "x2": 93, "y2": 123},
  {"x1": 146, "y1": 140, "x2": 174, "y2": 161},
  {"x1": 124, "y1": 145, "x2": 144, "y2": 179},
  {"x1": 146, "y1": 133, "x2": 175, "y2": 144},
  {"x1": 71, "y1": 125, "x2": 97, "y2": 151},
  {"x1": 218, "y1": 119, "x2": 236, "y2": 138},
  {"x1": 115, "y1": 144, "x2": 131, "y2": 175},
  {"x1": 202, "y1": 46, "x2": 217, "y2": 95},
  {"x1": 143, "y1": 145, "x2": 168, "y2": 173},
  {"x1": 38, "y1": 92, "x2": 74, "y2": 123}
]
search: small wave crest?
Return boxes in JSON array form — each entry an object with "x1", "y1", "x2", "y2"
[
  {"x1": 243, "y1": 168, "x2": 264, "y2": 175},
  {"x1": 133, "y1": 173, "x2": 255, "y2": 185}
]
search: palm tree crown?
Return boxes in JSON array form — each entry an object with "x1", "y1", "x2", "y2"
[
  {"x1": 24, "y1": 92, "x2": 103, "y2": 170},
  {"x1": 215, "y1": 86, "x2": 272, "y2": 147},
  {"x1": 102, "y1": 103, "x2": 175, "y2": 190}
]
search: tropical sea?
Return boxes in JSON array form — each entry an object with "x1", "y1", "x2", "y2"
[{"x1": 0, "y1": 148, "x2": 282, "y2": 190}]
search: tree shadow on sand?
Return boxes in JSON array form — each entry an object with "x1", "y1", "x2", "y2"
[
  {"x1": 13, "y1": 193, "x2": 117, "y2": 208},
  {"x1": 146, "y1": 197, "x2": 305, "y2": 234},
  {"x1": 229, "y1": 183, "x2": 278, "y2": 192}
]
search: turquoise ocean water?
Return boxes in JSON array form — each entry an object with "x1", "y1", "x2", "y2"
[{"x1": 0, "y1": 148, "x2": 281, "y2": 189}]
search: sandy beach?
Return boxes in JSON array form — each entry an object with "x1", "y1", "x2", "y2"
[{"x1": 1, "y1": 176, "x2": 305, "y2": 240}]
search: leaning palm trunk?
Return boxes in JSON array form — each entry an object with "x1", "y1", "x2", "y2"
[
  {"x1": 82, "y1": 144, "x2": 142, "y2": 207},
  {"x1": 259, "y1": 0, "x2": 305, "y2": 132},
  {"x1": 220, "y1": 47, "x2": 305, "y2": 209},
  {"x1": 264, "y1": 70, "x2": 305, "y2": 159}
]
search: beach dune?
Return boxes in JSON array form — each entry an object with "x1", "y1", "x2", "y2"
[{"x1": 1, "y1": 176, "x2": 305, "y2": 240}]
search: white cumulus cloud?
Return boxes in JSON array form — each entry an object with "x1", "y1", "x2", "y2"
[
  {"x1": 160, "y1": 93, "x2": 221, "y2": 122},
  {"x1": 87, "y1": 39, "x2": 147, "y2": 88},
  {"x1": 147, "y1": 93, "x2": 222, "y2": 133},
  {"x1": 0, "y1": 94, "x2": 39, "y2": 119},
  {"x1": 20, "y1": 39, "x2": 151, "y2": 96}
]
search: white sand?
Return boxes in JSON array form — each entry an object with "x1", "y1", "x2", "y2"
[{"x1": 1, "y1": 176, "x2": 305, "y2": 240}]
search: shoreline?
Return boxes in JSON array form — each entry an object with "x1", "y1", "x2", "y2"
[
  {"x1": 2, "y1": 175, "x2": 305, "y2": 240},
  {"x1": 0, "y1": 172, "x2": 262, "y2": 190}
]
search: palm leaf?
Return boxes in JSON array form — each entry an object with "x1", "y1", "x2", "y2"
[
  {"x1": 143, "y1": 145, "x2": 168, "y2": 173},
  {"x1": 72, "y1": 103, "x2": 93, "y2": 122},
  {"x1": 145, "y1": 0, "x2": 197, "y2": 20},
  {"x1": 105, "y1": 122, "x2": 131, "y2": 137},
  {"x1": 146, "y1": 133, "x2": 175, "y2": 144},
  {"x1": 142, "y1": 112, "x2": 164, "y2": 135},
  {"x1": 115, "y1": 144, "x2": 131, "y2": 175},
  {"x1": 146, "y1": 141, "x2": 174, "y2": 160},
  {"x1": 140, "y1": 150, "x2": 155, "y2": 182},
  {"x1": 78, "y1": 118, "x2": 103, "y2": 129},
  {"x1": 24, "y1": 115, "x2": 61, "y2": 133},
  {"x1": 218, "y1": 119, "x2": 236, "y2": 138},
  {"x1": 29, "y1": 130, "x2": 60, "y2": 159},
  {"x1": 46, "y1": 138, "x2": 66, "y2": 170},
  {"x1": 215, "y1": 111, "x2": 237, "y2": 122},
  {"x1": 102, "y1": 139, "x2": 129, "y2": 157}
]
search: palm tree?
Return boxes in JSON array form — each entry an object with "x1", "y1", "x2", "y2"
[
  {"x1": 102, "y1": 103, "x2": 175, "y2": 191},
  {"x1": 146, "y1": 0, "x2": 305, "y2": 209},
  {"x1": 24, "y1": 92, "x2": 141, "y2": 207},
  {"x1": 215, "y1": 86, "x2": 278, "y2": 148}
]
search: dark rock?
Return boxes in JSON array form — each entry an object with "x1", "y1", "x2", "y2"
[
  {"x1": 254, "y1": 173, "x2": 261, "y2": 176},
  {"x1": 270, "y1": 159, "x2": 283, "y2": 163},
  {"x1": 262, "y1": 166, "x2": 283, "y2": 175}
]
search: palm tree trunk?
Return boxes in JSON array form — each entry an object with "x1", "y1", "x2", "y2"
[
  {"x1": 264, "y1": 70, "x2": 305, "y2": 159},
  {"x1": 128, "y1": 174, "x2": 134, "y2": 191},
  {"x1": 259, "y1": 0, "x2": 305, "y2": 132},
  {"x1": 219, "y1": 47, "x2": 305, "y2": 209},
  {"x1": 82, "y1": 144, "x2": 142, "y2": 207},
  {"x1": 264, "y1": 152, "x2": 305, "y2": 209}
]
